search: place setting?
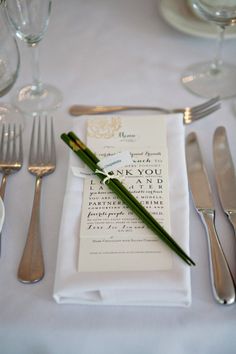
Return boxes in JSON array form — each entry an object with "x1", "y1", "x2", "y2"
[
  {"x1": 1, "y1": 0, "x2": 236, "y2": 353},
  {"x1": 54, "y1": 0, "x2": 236, "y2": 307},
  {"x1": 0, "y1": 0, "x2": 236, "y2": 312}
]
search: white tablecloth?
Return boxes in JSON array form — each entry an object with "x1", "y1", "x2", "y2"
[{"x1": 0, "y1": 0, "x2": 236, "y2": 353}]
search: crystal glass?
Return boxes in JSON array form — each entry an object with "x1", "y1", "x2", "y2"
[
  {"x1": 0, "y1": 1, "x2": 24, "y2": 130},
  {"x1": 181, "y1": 0, "x2": 236, "y2": 98},
  {"x1": 5, "y1": 0, "x2": 62, "y2": 114}
]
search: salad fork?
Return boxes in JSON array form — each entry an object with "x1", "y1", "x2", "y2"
[
  {"x1": 69, "y1": 96, "x2": 221, "y2": 125},
  {"x1": 18, "y1": 116, "x2": 56, "y2": 283},
  {"x1": 0, "y1": 124, "x2": 23, "y2": 255},
  {"x1": 0, "y1": 124, "x2": 23, "y2": 199}
]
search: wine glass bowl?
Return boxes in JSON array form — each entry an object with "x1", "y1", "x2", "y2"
[
  {"x1": 5, "y1": 0, "x2": 62, "y2": 114},
  {"x1": 0, "y1": 56, "x2": 18, "y2": 97},
  {"x1": 191, "y1": 1, "x2": 236, "y2": 26},
  {"x1": 0, "y1": 5, "x2": 20, "y2": 98},
  {"x1": 0, "y1": 3, "x2": 24, "y2": 131},
  {"x1": 182, "y1": 0, "x2": 236, "y2": 98},
  {"x1": 6, "y1": 0, "x2": 51, "y2": 46}
]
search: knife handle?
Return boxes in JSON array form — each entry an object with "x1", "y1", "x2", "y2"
[
  {"x1": 199, "y1": 210, "x2": 235, "y2": 305},
  {"x1": 227, "y1": 212, "x2": 236, "y2": 236}
]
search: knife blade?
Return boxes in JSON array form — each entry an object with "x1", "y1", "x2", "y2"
[
  {"x1": 186, "y1": 132, "x2": 235, "y2": 305},
  {"x1": 213, "y1": 126, "x2": 236, "y2": 233}
]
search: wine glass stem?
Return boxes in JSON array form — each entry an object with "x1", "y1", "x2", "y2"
[
  {"x1": 30, "y1": 43, "x2": 43, "y2": 94},
  {"x1": 211, "y1": 25, "x2": 225, "y2": 74}
]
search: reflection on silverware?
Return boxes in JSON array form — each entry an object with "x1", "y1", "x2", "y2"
[
  {"x1": 213, "y1": 126, "x2": 236, "y2": 235},
  {"x1": 0, "y1": 124, "x2": 23, "y2": 255},
  {"x1": 186, "y1": 132, "x2": 235, "y2": 305},
  {"x1": 18, "y1": 116, "x2": 56, "y2": 283},
  {"x1": 69, "y1": 97, "x2": 220, "y2": 125},
  {"x1": 0, "y1": 197, "x2": 5, "y2": 234}
]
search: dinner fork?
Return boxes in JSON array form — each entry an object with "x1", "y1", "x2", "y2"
[
  {"x1": 17, "y1": 116, "x2": 56, "y2": 283},
  {"x1": 0, "y1": 124, "x2": 23, "y2": 255},
  {"x1": 69, "y1": 96, "x2": 221, "y2": 124}
]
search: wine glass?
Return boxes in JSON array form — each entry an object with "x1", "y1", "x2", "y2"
[
  {"x1": 181, "y1": 0, "x2": 236, "y2": 98},
  {"x1": 4, "y1": 0, "x2": 62, "y2": 114},
  {"x1": 0, "y1": 0, "x2": 24, "y2": 133}
]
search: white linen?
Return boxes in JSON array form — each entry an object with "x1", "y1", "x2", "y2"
[
  {"x1": 2, "y1": 1, "x2": 236, "y2": 353},
  {"x1": 53, "y1": 114, "x2": 191, "y2": 306}
]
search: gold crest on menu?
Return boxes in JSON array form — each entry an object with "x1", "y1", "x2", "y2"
[{"x1": 87, "y1": 117, "x2": 121, "y2": 138}]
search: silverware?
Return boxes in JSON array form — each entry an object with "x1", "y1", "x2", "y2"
[
  {"x1": 18, "y1": 117, "x2": 56, "y2": 283},
  {"x1": 0, "y1": 124, "x2": 23, "y2": 255},
  {"x1": 69, "y1": 97, "x2": 220, "y2": 124},
  {"x1": 213, "y1": 127, "x2": 236, "y2": 234},
  {"x1": 186, "y1": 132, "x2": 235, "y2": 305}
]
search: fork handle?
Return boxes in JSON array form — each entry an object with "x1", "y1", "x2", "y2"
[
  {"x1": 69, "y1": 104, "x2": 170, "y2": 116},
  {"x1": 0, "y1": 174, "x2": 8, "y2": 256},
  {"x1": 18, "y1": 176, "x2": 44, "y2": 283},
  {"x1": 0, "y1": 174, "x2": 8, "y2": 200}
]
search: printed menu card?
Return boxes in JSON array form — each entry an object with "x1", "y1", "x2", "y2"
[{"x1": 77, "y1": 115, "x2": 173, "y2": 273}]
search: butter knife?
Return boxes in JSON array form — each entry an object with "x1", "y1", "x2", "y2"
[
  {"x1": 186, "y1": 132, "x2": 235, "y2": 305},
  {"x1": 213, "y1": 126, "x2": 236, "y2": 234}
]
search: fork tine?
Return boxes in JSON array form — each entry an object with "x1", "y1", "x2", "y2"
[
  {"x1": 43, "y1": 117, "x2": 49, "y2": 163},
  {"x1": 191, "y1": 104, "x2": 220, "y2": 119},
  {"x1": 11, "y1": 125, "x2": 17, "y2": 162},
  {"x1": 0, "y1": 123, "x2": 24, "y2": 166},
  {"x1": 29, "y1": 117, "x2": 42, "y2": 165},
  {"x1": 50, "y1": 117, "x2": 56, "y2": 165},
  {"x1": 0, "y1": 125, "x2": 5, "y2": 162},
  {"x1": 184, "y1": 104, "x2": 220, "y2": 124},
  {"x1": 42, "y1": 117, "x2": 56, "y2": 164},
  {"x1": 18, "y1": 125, "x2": 23, "y2": 164},
  {"x1": 29, "y1": 118, "x2": 36, "y2": 165},
  {"x1": 191, "y1": 96, "x2": 220, "y2": 112},
  {"x1": 5, "y1": 125, "x2": 11, "y2": 163},
  {"x1": 37, "y1": 118, "x2": 42, "y2": 163}
]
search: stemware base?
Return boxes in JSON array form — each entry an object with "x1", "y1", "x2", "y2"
[
  {"x1": 12, "y1": 83, "x2": 62, "y2": 114},
  {"x1": 181, "y1": 61, "x2": 236, "y2": 99}
]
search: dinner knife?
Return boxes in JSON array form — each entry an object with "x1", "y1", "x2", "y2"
[
  {"x1": 186, "y1": 132, "x2": 235, "y2": 305},
  {"x1": 213, "y1": 126, "x2": 236, "y2": 234}
]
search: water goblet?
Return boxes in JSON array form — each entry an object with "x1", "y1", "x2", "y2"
[
  {"x1": 0, "y1": 0, "x2": 24, "y2": 133},
  {"x1": 181, "y1": 0, "x2": 236, "y2": 98},
  {"x1": 5, "y1": 0, "x2": 62, "y2": 114}
]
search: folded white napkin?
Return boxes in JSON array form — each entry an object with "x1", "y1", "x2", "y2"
[{"x1": 53, "y1": 114, "x2": 191, "y2": 306}]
